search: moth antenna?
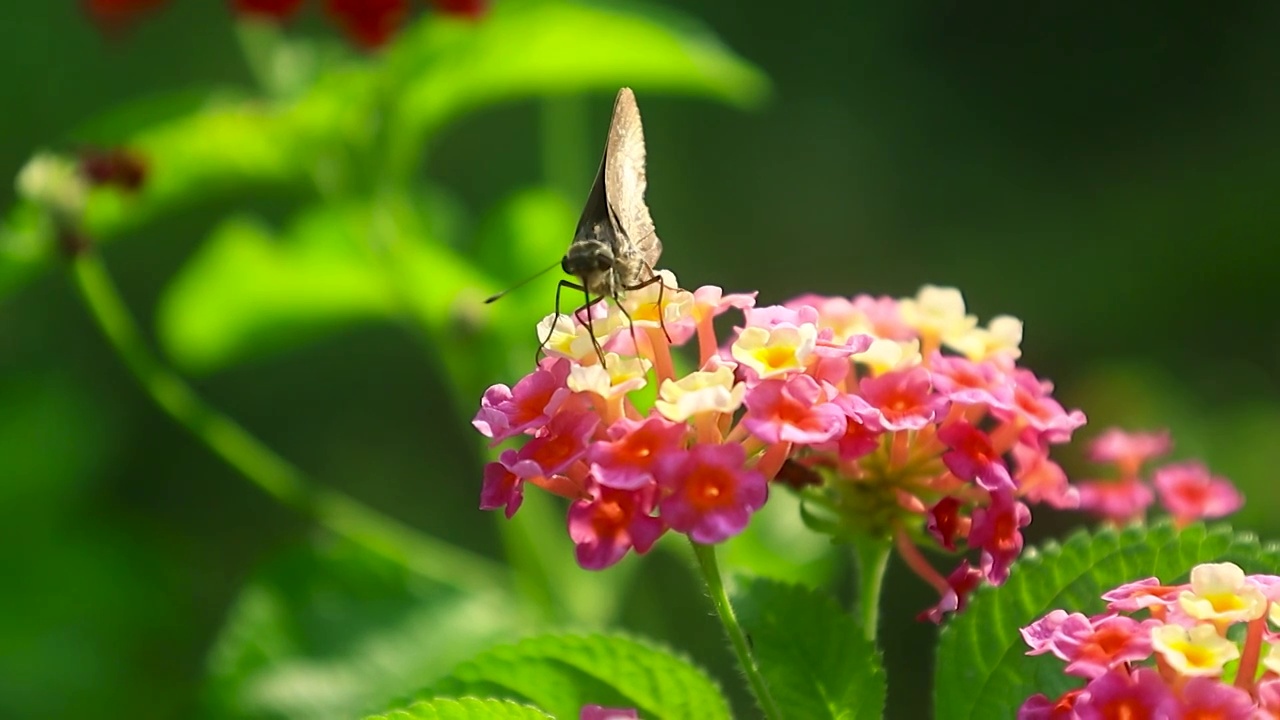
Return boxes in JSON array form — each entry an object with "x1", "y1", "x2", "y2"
[{"x1": 484, "y1": 260, "x2": 562, "y2": 304}]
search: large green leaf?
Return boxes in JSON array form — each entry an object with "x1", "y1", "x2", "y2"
[
  {"x1": 733, "y1": 578, "x2": 885, "y2": 720},
  {"x1": 385, "y1": 0, "x2": 769, "y2": 163},
  {"x1": 156, "y1": 195, "x2": 492, "y2": 373},
  {"x1": 367, "y1": 698, "x2": 553, "y2": 720},
  {"x1": 204, "y1": 537, "x2": 524, "y2": 720},
  {"x1": 83, "y1": 69, "x2": 376, "y2": 240},
  {"x1": 934, "y1": 523, "x2": 1280, "y2": 720},
  {"x1": 404, "y1": 633, "x2": 730, "y2": 720}
]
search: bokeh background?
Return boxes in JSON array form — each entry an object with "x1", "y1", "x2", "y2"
[{"x1": 3, "y1": 1, "x2": 1280, "y2": 718}]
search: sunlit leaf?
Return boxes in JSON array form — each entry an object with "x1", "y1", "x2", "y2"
[
  {"x1": 404, "y1": 633, "x2": 730, "y2": 720},
  {"x1": 934, "y1": 523, "x2": 1280, "y2": 720},
  {"x1": 204, "y1": 537, "x2": 524, "y2": 720},
  {"x1": 385, "y1": 0, "x2": 769, "y2": 160},
  {"x1": 156, "y1": 194, "x2": 496, "y2": 373},
  {"x1": 83, "y1": 69, "x2": 376, "y2": 240}
]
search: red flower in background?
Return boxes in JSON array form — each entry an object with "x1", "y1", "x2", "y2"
[
  {"x1": 233, "y1": 0, "x2": 307, "y2": 21},
  {"x1": 431, "y1": 0, "x2": 488, "y2": 20},
  {"x1": 325, "y1": 0, "x2": 407, "y2": 48},
  {"x1": 79, "y1": 148, "x2": 148, "y2": 192},
  {"x1": 84, "y1": 0, "x2": 168, "y2": 30}
]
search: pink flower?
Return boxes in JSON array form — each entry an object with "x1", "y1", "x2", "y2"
[
  {"x1": 929, "y1": 353, "x2": 1015, "y2": 409},
  {"x1": 472, "y1": 359, "x2": 570, "y2": 443},
  {"x1": 1077, "y1": 477, "x2": 1154, "y2": 524},
  {"x1": 1176, "y1": 677, "x2": 1255, "y2": 720},
  {"x1": 656, "y1": 443, "x2": 767, "y2": 544},
  {"x1": 480, "y1": 449, "x2": 540, "y2": 518},
  {"x1": 826, "y1": 393, "x2": 883, "y2": 460},
  {"x1": 1074, "y1": 668, "x2": 1171, "y2": 720},
  {"x1": 516, "y1": 411, "x2": 599, "y2": 477},
  {"x1": 968, "y1": 490, "x2": 1030, "y2": 585},
  {"x1": 1020, "y1": 609, "x2": 1074, "y2": 655},
  {"x1": 1001, "y1": 369, "x2": 1087, "y2": 443},
  {"x1": 1012, "y1": 441, "x2": 1079, "y2": 509},
  {"x1": 919, "y1": 560, "x2": 983, "y2": 623},
  {"x1": 587, "y1": 415, "x2": 688, "y2": 491},
  {"x1": 859, "y1": 367, "x2": 947, "y2": 431},
  {"x1": 1101, "y1": 578, "x2": 1181, "y2": 612},
  {"x1": 1153, "y1": 461, "x2": 1243, "y2": 526},
  {"x1": 1018, "y1": 690, "x2": 1083, "y2": 720},
  {"x1": 927, "y1": 497, "x2": 962, "y2": 550},
  {"x1": 1087, "y1": 428, "x2": 1171, "y2": 475},
  {"x1": 568, "y1": 485, "x2": 665, "y2": 570},
  {"x1": 1053, "y1": 614, "x2": 1159, "y2": 679},
  {"x1": 742, "y1": 375, "x2": 847, "y2": 445},
  {"x1": 939, "y1": 421, "x2": 1015, "y2": 493}
]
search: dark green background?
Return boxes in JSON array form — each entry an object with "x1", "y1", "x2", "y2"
[{"x1": 3, "y1": 2, "x2": 1279, "y2": 718}]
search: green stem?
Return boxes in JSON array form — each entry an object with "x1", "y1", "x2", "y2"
[
  {"x1": 70, "y1": 251, "x2": 508, "y2": 593},
  {"x1": 690, "y1": 541, "x2": 783, "y2": 720},
  {"x1": 852, "y1": 537, "x2": 892, "y2": 642}
]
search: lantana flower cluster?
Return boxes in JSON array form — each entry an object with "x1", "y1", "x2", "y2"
[
  {"x1": 1020, "y1": 562, "x2": 1280, "y2": 720},
  {"x1": 1076, "y1": 428, "x2": 1243, "y2": 528},
  {"x1": 473, "y1": 277, "x2": 1087, "y2": 618}
]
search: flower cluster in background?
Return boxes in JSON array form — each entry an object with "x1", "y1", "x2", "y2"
[
  {"x1": 473, "y1": 280, "x2": 1089, "y2": 619},
  {"x1": 1077, "y1": 428, "x2": 1243, "y2": 527},
  {"x1": 84, "y1": 0, "x2": 486, "y2": 48},
  {"x1": 1020, "y1": 562, "x2": 1280, "y2": 719}
]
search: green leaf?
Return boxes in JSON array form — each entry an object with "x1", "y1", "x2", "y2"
[
  {"x1": 407, "y1": 633, "x2": 730, "y2": 720},
  {"x1": 155, "y1": 196, "x2": 491, "y2": 373},
  {"x1": 82, "y1": 69, "x2": 376, "y2": 240},
  {"x1": 733, "y1": 578, "x2": 885, "y2": 720},
  {"x1": 934, "y1": 522, "x2": 1280, "y2": 720},
  {"x1": 204, "y1": 537, "x2": 524, "y2": 720},
  {"x1": 367, "y1": 698, "x2": 554, "y2": 720},
  {"x1": 386, "y1": 0, "x2": 769, "y2": 159}
]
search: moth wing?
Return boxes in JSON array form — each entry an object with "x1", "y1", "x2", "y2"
[{"x1": 603, "y1": 87, "x2": 663, "y2": 269}]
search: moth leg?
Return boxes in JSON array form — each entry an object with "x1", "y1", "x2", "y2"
[
  {"x1": 624, "y1": 272, "x2": 674, "y2": 344},
  {"x1": 613, "y1": 291, "x2": 641, "y2": 355},
  {"x1": 559, "y1": 280, "x2": 609, "y2": 367}
]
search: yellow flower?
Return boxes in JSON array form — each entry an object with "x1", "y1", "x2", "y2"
[
  {"x1": 1179, "y1": 562, "x2": 1268, "y2": 624},
  {"x1": 1151, "y1": 623, "x2": 1239, "y2": 677},
  {"x1": 731, "y1": 324, "x2": 816, "y2": 379},
  {"x1": 654, "y1": 367, "x2": 744, "y2": 421}
]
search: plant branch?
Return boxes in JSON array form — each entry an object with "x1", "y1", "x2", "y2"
[
  {"x1": 70, "y1": 251, "x2": 507, "y2": 593},
  {"x1": 690, "y1": 541, "x2": 783, "y2": 720}
]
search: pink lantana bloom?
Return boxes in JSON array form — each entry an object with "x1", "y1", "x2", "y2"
[
  {"x1": 1076, "y1": 427, "x2": 1241, "y2": 528},
  {"x1": 475, "y1": 281, "x2": 1086, "y2": 617},
  {"x1": 742, "y1": 374, "x2": 846, "y2": 445},
  {"x1": 1153, "y1": 461, "x2": 1244, "y2": 527},
  {"x1": 1088, "y1": 428, "x2": 1171, "y2": 475},
  {"x1": 1020, "y1": 562, "x2": 1280, "y2": 719},
  {"x1": 568, "y1": 485, "x2": 665, "y2": 570},
  {"x1": 656, "y1": 443, "x2": 767, "y2": 544}
]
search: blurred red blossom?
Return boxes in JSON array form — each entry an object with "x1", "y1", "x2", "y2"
[
  {"x1": 233, "y1": 0, "x2": 307, "y2": 20},
  {"x1": 325, "y1": 0, "x2": 407, "y2": 48},
  {"x1": 84, "y1": 0, "x2": 168, "y2": 31},
  {"x1": 431, "y1": 0, "x2": 488, "y2": 20}
]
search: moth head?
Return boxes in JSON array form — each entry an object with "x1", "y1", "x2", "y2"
[{"x1": 562, "y1": 241, "x2": 614, "y2": 277}]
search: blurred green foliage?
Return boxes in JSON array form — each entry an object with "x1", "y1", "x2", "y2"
[{"x1": 2, "y1": 1, "x2": 1279, "y2": 718}]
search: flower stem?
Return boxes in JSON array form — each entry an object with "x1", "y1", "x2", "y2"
[
  {"x1": 689, "y1": 541, "x2": 783, "y2": 720},
  {"x1": 852, "y1": 536, "x2": 892, "y2": 642},
  {"x1": 70, "y1": 251, "x2": 508, "y2": 593}
]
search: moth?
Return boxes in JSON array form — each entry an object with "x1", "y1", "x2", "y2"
[{"x1": 488, "y1": 87, "x2": 670, "y2": 365}]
